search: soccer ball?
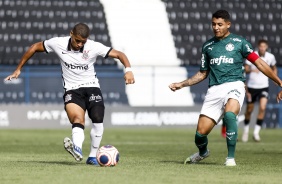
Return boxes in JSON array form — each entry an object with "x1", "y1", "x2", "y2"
[{"x1": 96, "y1": 145, "x2": 119, "y2": 167}]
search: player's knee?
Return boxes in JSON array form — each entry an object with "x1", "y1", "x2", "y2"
[
  {"x1": 224, "y1": 112, "x2": 237, "y2": 124},
  {"x1": 88, "y1": 106, "x2": 105, "y2": 123},
  {"x1": 91, "y1": 115, "x2": 104, "y2": 123},
  {"x1": 69, "y1": 116, "x2": 85, "y2": 124}
]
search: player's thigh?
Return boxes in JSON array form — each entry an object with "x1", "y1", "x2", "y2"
[
  {"x1": 224, "y1": 81, "x2": 245, "y2": 115},
  {"x1": 65, "y1": 103, "x2": 86, "y2": 124},
  {"x1": 259, "y1": 97, "x2": 268, "y2": 111},
  {"x1": 63, "y1": 89, "x2": 86, "y2": 124},
  {"x1": 197, "y1": 115, "x2": 216, "y2": 135},
  {"x1": 86, "y1": 87, "x2": 105, "y2": 123}
]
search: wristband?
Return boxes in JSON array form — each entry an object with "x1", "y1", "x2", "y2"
[{"x1": 125, "y1": 67, "x2": 132, "y2": 73}]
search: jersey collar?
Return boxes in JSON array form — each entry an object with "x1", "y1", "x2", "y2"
[{"x1": 67, "y1": 38, "x2": 84, "y2": 53}]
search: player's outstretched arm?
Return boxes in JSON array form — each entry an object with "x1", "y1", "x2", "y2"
[
  {"x1": 108, "y1": 49, "x2": 135, "y2": 85},
  {"x1": 253, "y1": 58, "x2": 282, "y2": 87},
  {"x1": 169, "y1": 70, "x2": 209, "y2": 92},
  {"x1": 4, "y1": 42, "x2": 45, "y2": 81}
]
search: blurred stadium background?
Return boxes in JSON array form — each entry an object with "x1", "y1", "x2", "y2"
[{"x1": 0, "y1": 0, "x2": 282, "y2": 128}]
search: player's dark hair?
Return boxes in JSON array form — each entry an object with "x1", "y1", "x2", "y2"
[
  {"x1": 72, "y1": 23, "x2": 90, "y2": 38},
  {"x1": 258, "y1": 39, "x2": 268, "y2": 45},
  {"x1": 212, "y1": 10, "x2": 230, "y2": 22}
]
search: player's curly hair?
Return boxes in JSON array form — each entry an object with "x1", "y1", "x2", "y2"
[
  {"x1": 212, "y1": 10, "x2": 230, "y2": 22},
  {"x1": 72, "y1": 23, "x2": 90, "y2": 38}
]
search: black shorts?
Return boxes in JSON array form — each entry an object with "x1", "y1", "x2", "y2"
[
  {"x1": 246, "y1": 87, "x2": 269, "y2": 103},
  {"x1": 63, "y1": 87, "x2": 104, "y2": 111}
]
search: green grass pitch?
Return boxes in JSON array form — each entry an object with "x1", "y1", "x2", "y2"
[{"x1": 0, "y1": 128, "x2": 281, "y2": 184}]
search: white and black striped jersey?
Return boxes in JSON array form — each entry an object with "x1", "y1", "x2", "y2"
[{"x1": 43, "y1": 36, "x2": 112, "y2": 91}]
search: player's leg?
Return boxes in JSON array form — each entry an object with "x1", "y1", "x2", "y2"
[
  {"x1": 63, "y1": 90, "x2": 86, "y2": 162},
  {"x1": 223, "y1": 82, "x2": 245, "y2": 166},
  {"x1": 224, "y1": 98, "x2": 240, "y2": 166},
  {"x1": 242, "y1": 102, "x2": 254, "y2": 142},
  {"x1": 184, "y1": 115, "x2": 215, "y2": 164},
  {"x1": 86, "y1": 87, "x2": 105, "y2": 166},
  {"x1": 253, "y1": 97, "x2": 267, "y2": 141},
  {"x1": 64, "y1": 102, "x2": 86, "y2": 161},
  {"x1": 196, "y1": 115, "x2": 215, "y2": 154}
]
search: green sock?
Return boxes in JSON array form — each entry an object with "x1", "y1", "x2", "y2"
[
  {"x1": 195, "y1": 131, "x2": 208, "y2": 156},
  {"x1": 224, "y1": 112, "x2": 238, "y2": 158}
]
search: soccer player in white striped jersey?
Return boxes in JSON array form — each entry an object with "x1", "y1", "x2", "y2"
[
  {"x1": 5, "y1": 23, "x2": 135, "y2": 165},
  {"x1": 243, "y1": 39, "x2": 277, "y2": 142}
]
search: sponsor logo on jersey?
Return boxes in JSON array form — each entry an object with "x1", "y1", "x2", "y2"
[
  {"x1": 232, "y1": 38, "x2": 242, "y2": 42},
  {"x1": 64, "y1": 94, "x2": 72, "y2": 102},
  {"x1": 82, "y1": 50, "x2": 90, "y2": 60},
  {"x1": 64, "y1": 62, "x2": 89, "y2": 70},
  {"x1": 89, "y1": 94, "x2": 102, "y2": 102},
  {"x1": 210, "y1": 56, "x2": 234, "y2": 65},
  {"x1": 225, "y1": 43, "x2": 234, "y2": 51},
  {"x1": 201, "y1": 54, "x2": 205, "y2": 68},
  {"x1": 245, "y1": 44, "x2": 253, "y2": 53}
]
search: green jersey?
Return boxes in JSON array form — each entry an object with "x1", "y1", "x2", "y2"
[{"x1": 200, "y1": 33, "x2": 254, "y2": 86}]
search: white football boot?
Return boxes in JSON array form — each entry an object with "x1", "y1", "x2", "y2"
[
  {"x1": 241, "y1": 132, "x2": 249, "y2": 142},
  {"x1": 184, "y1": 150, "x2": 210, "y2": 164},
  {"x1": 63, "y1": 137, "x2": 83, "y2": 162},
  {"x1": 224, "y1": 158, "x2": 236, "y2": 166}
]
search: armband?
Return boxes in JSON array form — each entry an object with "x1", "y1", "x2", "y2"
[
  {"x1": 125, "y1": 67, "x2": 132, "y2": 73},
  {"x1": 246, "y1": 52, "x2": 259, "y2": 63}
]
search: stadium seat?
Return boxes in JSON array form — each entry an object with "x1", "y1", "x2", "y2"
[
  {"x1": 0, "y1": 0, "x2": 115, "y2": 65},
  {"x1": 162, "y1": 0, "x2": 282, "y2": 66}
]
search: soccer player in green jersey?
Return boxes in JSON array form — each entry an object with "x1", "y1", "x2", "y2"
[{"x1": 169, "y1": 10, "x2": 282, "y2": 166}]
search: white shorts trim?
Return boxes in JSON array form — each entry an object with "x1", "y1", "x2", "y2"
[{"x1": 200, "y1": 81, "x2": 245, "y2": 124}]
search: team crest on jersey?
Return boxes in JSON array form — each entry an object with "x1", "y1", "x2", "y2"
[
  {"x1": 225, "y1": 43, "x2": 234, "y2": 51},
  {"x1": 82, "y1": 50, "x2": 90, "y2": 60},
  {"x1": 65, "y1": 94, "x2": 72, "y2": 102}
]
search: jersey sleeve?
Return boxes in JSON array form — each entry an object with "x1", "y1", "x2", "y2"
[
  {"x1": 200, "y1": 48, "x2": 209, "y2": 71},
  {"x1": 241, "y1": 39, "x2": 255, "y2": 58},
  {"x1": 94, "y1": 42, "x2": 112, "y2": 58},
  {"x1": 270, "y1": 54, "x2": 277, "y2": 66},
  {"x1": 43, "y1": 37, "x2": 59, "y2": 53}
]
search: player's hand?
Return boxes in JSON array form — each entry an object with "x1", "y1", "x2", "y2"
[
  {"x1": 169, "y1": 82, "x2": 183, "y2": 92},
  {"x1": 4, "y1": 70, "x2": 21, "y2": 81},
  {"x1": 124, "y1": 71, "x2": 135, "y2": 85},
  {"x1": 276, "y1": 90, "x2": 282, "y2": 103}
]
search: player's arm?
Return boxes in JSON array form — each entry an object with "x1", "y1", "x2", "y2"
[
  {"x1": 252, "y1": 57, "x2": 282, "y2": 87},
  {"x1": 271, "y1": 65, "x2": 278, "y2": 75},
  {"x1": 4, "y1": 42, "x2": 45, "y2": 81},
  {"x1": 108, "y1": 49, "x2": 135, "y2": 85},
  {"x1": 169, "y1": 70, "x2": 209, "y2": 91}
]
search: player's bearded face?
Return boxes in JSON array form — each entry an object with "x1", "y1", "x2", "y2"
[
  {"x1": 70, "y1": 33, "x2": 87, "y2": 51},
  {"x1": 212, "y1": 18, "x2": 231, "y2": 39}
]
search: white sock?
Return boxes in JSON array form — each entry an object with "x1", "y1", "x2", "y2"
[
  {"x1": 72, "y1": 127, "x2": 85, "y2": 149},
  {"x1": 89, "y1": 123, "x2": 104, "y2": 157},
  {"x1": 243, "y1": 124, "x2": 249, "y2": 134},
  {"x1": 253, "y1": 124, "x2": 261, "y2": 135}
]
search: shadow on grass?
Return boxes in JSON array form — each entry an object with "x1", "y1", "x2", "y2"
[
  {"x1": 17, "y1": 160, "x2": 81, "y2": 166},
  {"x1": 160, "y1": 160, "x2": 217, "y2": 165}
]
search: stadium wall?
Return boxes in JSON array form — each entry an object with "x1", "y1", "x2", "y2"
[{"x1": 0, "y1": 66, "x2": 281, "y2": 129}]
